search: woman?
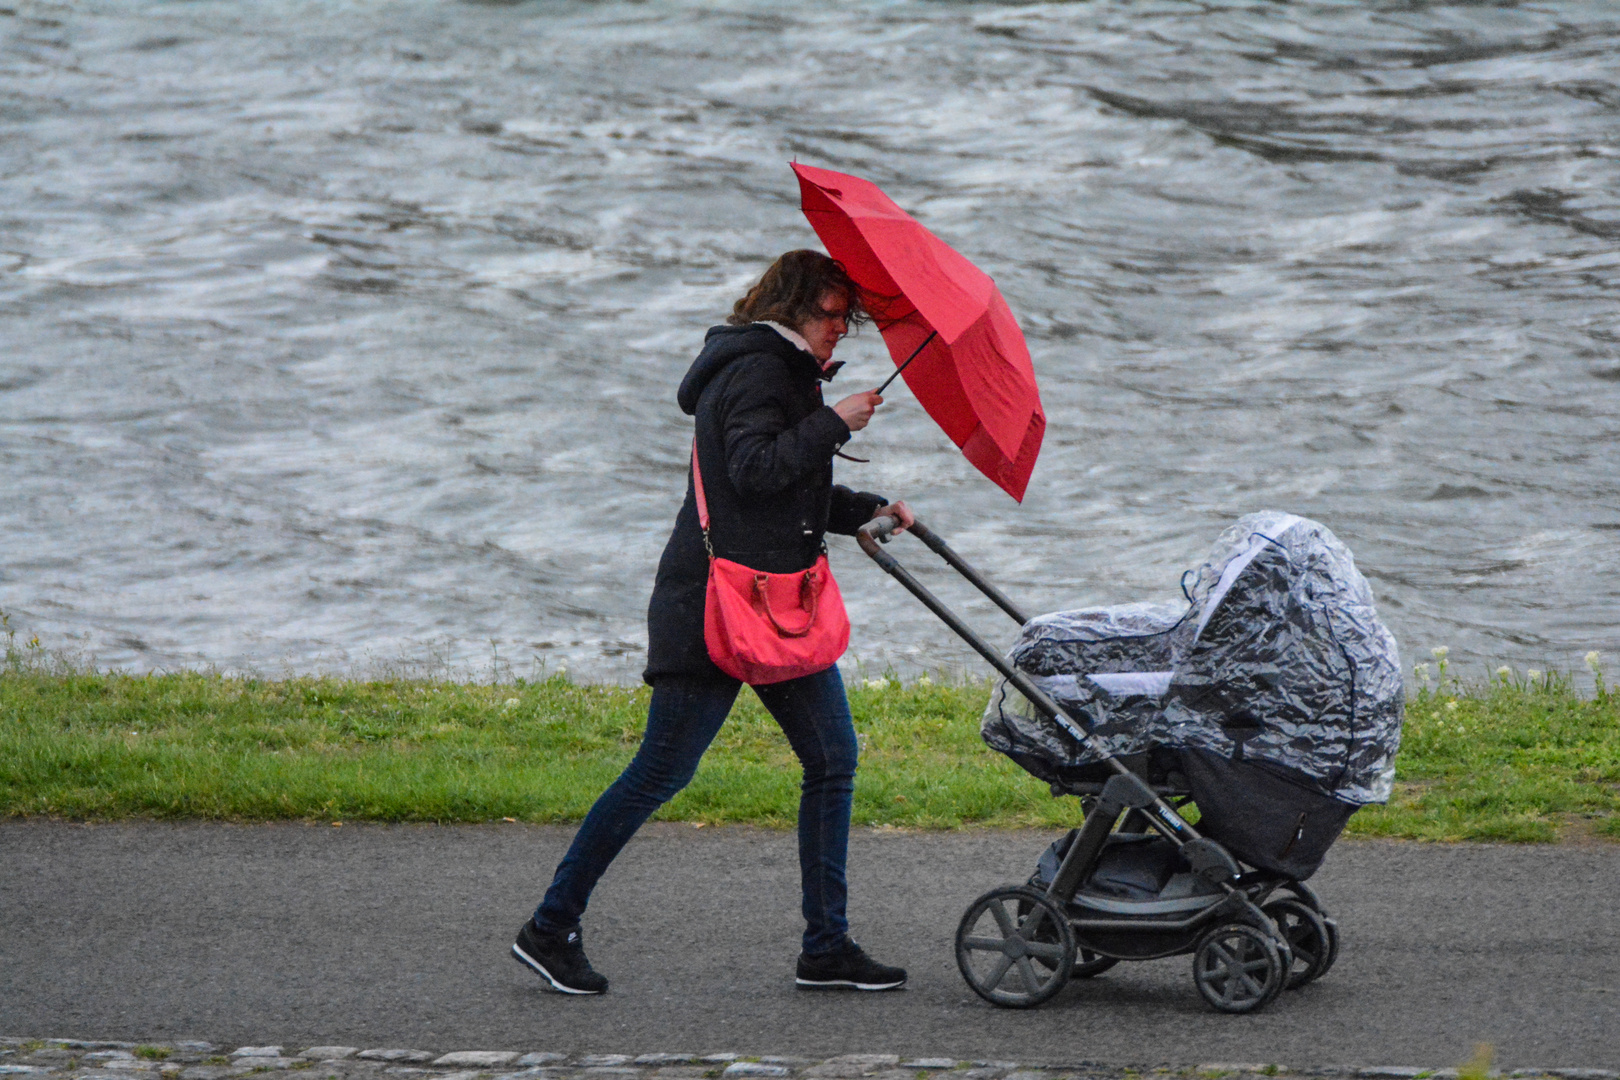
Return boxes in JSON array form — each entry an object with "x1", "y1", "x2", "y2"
[{"x1": 513, "y1": 250, "x2": 914, "y2": 995}]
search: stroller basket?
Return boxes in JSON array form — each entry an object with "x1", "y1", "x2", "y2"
[{"x1": 854, "y1": 511, "x2": 1402, "y2": 1013}]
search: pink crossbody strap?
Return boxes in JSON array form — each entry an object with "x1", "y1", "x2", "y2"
[{"x1": 691, "y1": 439, "x2": 710, "y2": 534}]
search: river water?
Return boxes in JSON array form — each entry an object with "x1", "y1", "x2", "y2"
[{"x1": 2, "y1": 0, "x2": 1617, "y2": 684}]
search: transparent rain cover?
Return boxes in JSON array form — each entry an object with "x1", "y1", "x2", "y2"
[{"x1": 982, "y1": 512, "x2": 1405, "y2": 805}]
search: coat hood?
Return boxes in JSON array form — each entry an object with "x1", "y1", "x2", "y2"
[{"x1": 677, "y1": 323, "x2": 832, "y2": 416}]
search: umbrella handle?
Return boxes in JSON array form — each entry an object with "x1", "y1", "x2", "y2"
[{"x1": 875, "y1": 330, "x2": 937, "y2": 395}]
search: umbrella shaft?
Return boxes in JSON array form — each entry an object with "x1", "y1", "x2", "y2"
[{"x1": 875, "y1": 329, "x2": 938, "y2": 395}]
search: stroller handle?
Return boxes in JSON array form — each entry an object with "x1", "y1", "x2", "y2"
[
  {"x1": 859, "y1": 515, "x2": 1031, "y2": 625},
  {"x1": 854, "y1": 511, "x2": 1206, "y2": 852},
  {"x1": 859, "y1": 514, "x2": 902, "y2": 545}
]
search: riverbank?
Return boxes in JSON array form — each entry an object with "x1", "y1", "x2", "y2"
[{"x1": 2, "y1": 653, "x2": 1613, "y2": 841}]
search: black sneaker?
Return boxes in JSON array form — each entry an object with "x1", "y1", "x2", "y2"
[
  {"x1": 512, "y1": 921, "x2": 608, "y2": 995},
  {"x1": 795, "y1": 941, "x2": 907, "y2": 991}
]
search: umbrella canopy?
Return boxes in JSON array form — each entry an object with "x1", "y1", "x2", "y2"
[{"x1": 792, "y1": 162, "x2": 1045, "y2": 501}]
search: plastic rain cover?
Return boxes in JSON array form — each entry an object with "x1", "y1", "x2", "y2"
[{"x1": 982, "y1": 512, "x2": 1404, "y2": 805}]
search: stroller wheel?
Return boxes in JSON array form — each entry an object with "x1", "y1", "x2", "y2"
[
  {"x1": 1269, "y1": 883, "x2": 1340, "y2": 977},
  {"x1": 956, "y1": 885, "x2": 1076, "y2": 1008},
  {"x1": 1192, "y1": 922, "x2": 1286, "y2": 1014},
  {"x1": 1262, "y1": 898, "x2": 1333, "y2": 989}
]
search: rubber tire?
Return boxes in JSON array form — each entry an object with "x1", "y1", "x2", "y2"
[
  {"x1": 956, "y1": 885, "x2": 1077, "y2": 1009},
  {"x1": 1191, "y1": 922, "x2": 1286, "y2": 1014},
  {"x1": 1263, "y1": 897, "x2": 1332, "y2": 989},
  {"x1": 1318, "y1": 915, "x2": 1341, "y2": 979}
]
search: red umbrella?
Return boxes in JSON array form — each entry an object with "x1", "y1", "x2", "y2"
[{"x1": 792, "y1": 162, "x2": 1045, "y2": 502}]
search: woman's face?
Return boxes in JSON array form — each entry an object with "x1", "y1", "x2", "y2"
[{"x1": 798, "y1": 289, "x2": 851, "y2": 365}]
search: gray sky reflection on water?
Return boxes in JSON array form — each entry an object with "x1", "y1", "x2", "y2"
[{"x1": 0, "y1": 0, "x2": 1616, "y2": 683}]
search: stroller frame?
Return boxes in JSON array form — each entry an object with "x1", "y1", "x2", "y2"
[{"x1": 856, "y1": 515, "x2": 1338, "y2": 1012}]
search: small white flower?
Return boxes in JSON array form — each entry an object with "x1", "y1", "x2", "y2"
[
  {"x1": 1431, "y1": 646, "x2": 1449, "y2": 661},
  {"x1": 1495, "y1": 665, "x2": 1512, "y2": 678},
  {"x1": 1526, "y1": 668, "x2": 1542, "y2": 681},
  {"x1": 1457, "y1": 726, "x2": 1466, "y2": 735},
  {"x1": 864, "y1": 678, "x2": 887, "y2": 690},
  {"x1": 1445, "y1": 700, "x2": 1458, "y2": 711},
  {"x1": 503, "y1": 697, "x2": 520, "y2": 708},
  {"x1": 1414, "y1": 662, "x2": 1431, "y2": 682},
  {"x1": 916, "y1": 675, "x2": 933, "y2": 687},
  {"x1": 1586, "y1": 651, "x2": 1603, "y2": 673}
]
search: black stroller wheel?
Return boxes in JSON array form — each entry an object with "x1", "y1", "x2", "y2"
[
  {"x1": 1269, "y1": 885, "x2": 1341, "y2": 981},
  {"x1": 956, "y1": 885, "x2": 1076, "y2": 1008},
  {"x1": 1262, "y1": 898, "x2": 1332, "y2": 989},
  {"x1": 1192, "y1": 922, "x2": 1286, "y2": 1014}
]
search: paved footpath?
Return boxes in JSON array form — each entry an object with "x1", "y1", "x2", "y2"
[{"x1": 2, "y1": 822, "x2": 1617, "y2": 1072}]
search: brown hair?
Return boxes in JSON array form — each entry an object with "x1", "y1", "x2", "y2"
[{"x1": 726, "y1": 249, "x2": 869, "y2": 331}]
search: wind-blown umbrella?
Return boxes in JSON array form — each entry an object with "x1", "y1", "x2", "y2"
[{"x1": 793, "y1": 162, "x2": 1045, "y2": 502}]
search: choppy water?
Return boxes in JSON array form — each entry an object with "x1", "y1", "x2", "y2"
[{"x1": 2, "y1": 0, "x2": 1617, "y2": 683}]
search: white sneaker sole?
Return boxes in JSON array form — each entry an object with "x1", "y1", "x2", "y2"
[
  {"x1": 795, "y1": 976, "x2": 907, "y2": 991},
  {"x1": 511, "y1": 942, "x2": 604, "y2": 995}
]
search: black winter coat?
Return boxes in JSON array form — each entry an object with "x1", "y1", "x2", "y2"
[{"x1": 643, "y1": 324, "x2": 887, "y2": 683}]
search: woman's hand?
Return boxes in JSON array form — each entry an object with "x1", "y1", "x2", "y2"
[
  {"x1": 833, "y1": 390, "x2": 883, "y2": 432},
  {"x1": 873, "y1": 500, "x2": 915, "y2": 536}
]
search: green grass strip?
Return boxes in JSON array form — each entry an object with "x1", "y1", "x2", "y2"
[{"x1": 2, "y1": 658, "x2": 1616, "y2": 841}]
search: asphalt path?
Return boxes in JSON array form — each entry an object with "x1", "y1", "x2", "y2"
[{"x1": 2, "y1": 821, "x2": 1616, "y2": 1069}]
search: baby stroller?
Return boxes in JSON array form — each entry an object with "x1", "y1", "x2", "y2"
[{"x1": 856, "y1": 510, "x2": 1404, "y2": 1013}]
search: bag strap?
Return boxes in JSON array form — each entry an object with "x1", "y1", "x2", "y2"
[
  {"x1": 752, "y1": 567, "x2": 819, "y2": 638},
  {"x1": 691, "y1": 439, "x2": 714, "y2": 559},
  {"x1": 691, "y1": 439, "x2": 708, "y2": 531}
]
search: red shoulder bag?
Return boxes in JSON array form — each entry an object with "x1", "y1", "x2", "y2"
[{"x1": 692, "y1": 441, "x2": 850, "y2": 685}]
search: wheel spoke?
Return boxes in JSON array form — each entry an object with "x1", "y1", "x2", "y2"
[
  {"x1": 982, "y1": 952, "x2": 1015, "y2": 991},
  {"x1": 1018, "y1": 902, "x2": 1049, "y2": 936},
  {"x1": 988, "y1": 899, "x2": 1017, "y2": 937},
  {"x1": 1236, "y1": 968, "x2": 1264, "y2": 997},
  {"x1": 1015, "y1": 956, "x2": 1044, "y2": 993},
  {"x1": 1024, "y1": 940, "x2": 1067, "y2": 961},
  {"x1": 962, "y1": 936, "x2": 1006, "y2": 953}
]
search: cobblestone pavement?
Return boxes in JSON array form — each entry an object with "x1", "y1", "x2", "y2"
[{"x1": 3, "y1": 1040, "x2": 1616, "y2": 1080}]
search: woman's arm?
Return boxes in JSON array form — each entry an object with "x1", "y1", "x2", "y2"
[
  {"x1": 720, "y1": 357, "x2": 851, "y2": 497},
  {"x1": 827, "y1": 486, "x2": 888, "y2": 535}
]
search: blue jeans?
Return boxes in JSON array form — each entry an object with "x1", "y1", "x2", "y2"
[{"x1": 532, "y1": 665, "x2": 859, "y2": 956}]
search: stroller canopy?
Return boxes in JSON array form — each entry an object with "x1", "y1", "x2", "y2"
[{"x1": 984, "y1": 511, "x2": 1404, "y2": 806}]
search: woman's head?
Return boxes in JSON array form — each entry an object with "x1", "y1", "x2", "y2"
[{"x1": 728, "y1": 250, "x2": 868, "y2": 364}]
